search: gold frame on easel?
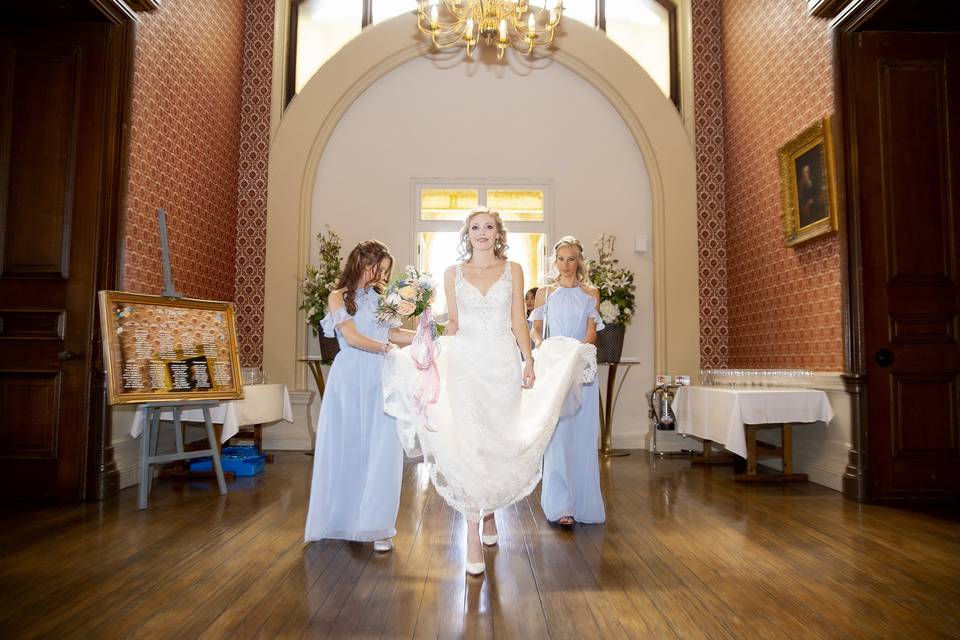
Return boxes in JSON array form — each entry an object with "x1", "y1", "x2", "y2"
[{"x1": 98, "y1": 291, "x2": 244, "y2": 405}]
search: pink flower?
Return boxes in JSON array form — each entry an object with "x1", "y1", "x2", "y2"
[{"x1": 397, "y1": 300, "x2": 416, "y2": 316}]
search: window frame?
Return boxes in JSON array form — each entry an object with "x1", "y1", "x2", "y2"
[
  {"x1": 411, "y1": 178, "x2": 555, "y2": 289},
  {"x1": 284, "y1": 0, "x2": 680, "y2": 110}
]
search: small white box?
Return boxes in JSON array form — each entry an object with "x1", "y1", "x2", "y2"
[
  {"x1": 634, "y1": 234, "x2": 649, "y2": 254},
  {"x1": 656, "y1": 374, "x2": 673, "y2": 386},
  {"x1": 674, "y1": 375, "x2": 691, "y2": 386}
]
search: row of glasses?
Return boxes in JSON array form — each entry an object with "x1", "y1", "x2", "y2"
[{"x1": 699, "y1": 369, "x2": 814, "y2": 388}]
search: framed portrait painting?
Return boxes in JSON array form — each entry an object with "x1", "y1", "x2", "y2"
[{"x1": 778, "y1": 116, "x2": 839, "y2": 247}]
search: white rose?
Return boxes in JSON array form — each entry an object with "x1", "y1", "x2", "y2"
[{"x1": 599, "y1": 300, "x2": 620, "y2": 323}]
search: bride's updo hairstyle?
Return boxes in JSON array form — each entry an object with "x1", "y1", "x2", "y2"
[
  {"x1": 546, "y1": 235, "x2": 590, "y2": 284},
  {"x1": 458, "y1": 206, "x2": 509, "y2": 261}
]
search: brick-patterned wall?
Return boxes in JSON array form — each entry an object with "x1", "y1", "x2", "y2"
[
  {"x1": 234, "y1": 0, "x2": 275, "y2": 368},
  {"x1": 692, "y1": 0, "x2": 729, "y2": 369},
  {"x1": 123, "y1": 0, "x2": 244, "y2": 301},
  {"x1": 720, "y1": 0, "x2": 843, "y2": 370}
]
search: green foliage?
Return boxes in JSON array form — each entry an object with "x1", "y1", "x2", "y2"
[{"x1": 299, "y1": 227, "x2": 343, "y2": 336}]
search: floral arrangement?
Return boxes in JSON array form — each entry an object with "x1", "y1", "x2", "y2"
[
  {"x1": 376, "y1": 266, "x2": 444, "y2": 335},
  {"x1": 587, "y1": 234, "x2": 636, "y2": 325},
  {"x1": 300, "y1": 227, "x2": 343, "y2": 337}
]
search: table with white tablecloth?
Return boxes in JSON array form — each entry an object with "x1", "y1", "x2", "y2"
[
  {"x1": 673, "y1": 386, "x2": 833, "y2": 481},
  {"x1": 130, "y1": 383, "x2": 293, "y2": 443}
]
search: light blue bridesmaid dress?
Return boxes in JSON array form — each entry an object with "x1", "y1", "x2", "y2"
[
  {"x1": 531, "y1": 285, "x2": 606, "y2": 524},
  {"x1": 304, "y1": 288, "x2": 403, "y2": 543}
]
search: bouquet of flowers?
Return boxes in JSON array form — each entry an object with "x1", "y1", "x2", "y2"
[
  {"x1": 299, "y1": 227, "x2": 343, "y2": 337},
  {"x1": 378, "y1": 266, "x2": 443, "y2": 431},
  {"x1": 376, "y1": 266, "x2": 444, "y2": 336},
  {"x1": 587, "y1": 234, "x2": 636, "y2": 325}
]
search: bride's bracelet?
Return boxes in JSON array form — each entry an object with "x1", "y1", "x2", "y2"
[{"x1": 523, "y1": 354, "x2": 534, "y2": 364}]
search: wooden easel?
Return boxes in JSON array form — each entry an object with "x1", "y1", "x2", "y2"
[
  {"x1": 138, "y1": 401, "x2": 227, "y2": 509},
  {"x1": 135, "y1": 209, "x2": 227, "y2": 509}
]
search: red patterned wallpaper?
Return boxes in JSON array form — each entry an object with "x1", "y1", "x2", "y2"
[
  {"x1": 123, "y1": 0, "x2": 244, "y2": 302},
  {"x1": 719, "y1": 0, "x2": 843, "y2": 371},
  {"x1": 692, "y1": 0, "x2": 729, "y2": 369},
  {"x1": 234, "y1": 0, "x2": 275, "y2": 368}
]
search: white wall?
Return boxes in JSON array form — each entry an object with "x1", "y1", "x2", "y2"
[{"x1": 307, "y1": 55, "x2": 656, "y2": 448}]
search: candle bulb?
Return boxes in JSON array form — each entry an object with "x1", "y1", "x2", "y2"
[
  {"x1": 527, "y1": 12, "x2": 535, "y2": 33},
  {"x1": 465, "y1": 17, "x2": 473, "y2": 38},
  {"x1": 430, "y1": 4, "x2": 438, "y2": 27},
  {"x1": 499, "y1": 18, "x2": 507, "y2": 41}
]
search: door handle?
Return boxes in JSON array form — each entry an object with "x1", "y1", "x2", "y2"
[
  {"x1": 57, "y1": 350, "x2": 81, "y2": 361},
  {"x1": 875, "y1": 348, "x2": 894, "y2": 367}
]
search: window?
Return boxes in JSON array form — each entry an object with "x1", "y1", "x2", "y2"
[
  {"x1": 286, "y1": 1, "x2": 679, "y2": 110},
  {"x1": 415, "y1": 184, "x2": 550, "y2": 313},
  {"x1": 604, "y1": 0, "x2": 678, "y2": 107}
]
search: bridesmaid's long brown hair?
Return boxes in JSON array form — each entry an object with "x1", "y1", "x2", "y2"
[{"x1": 334, "y1": 240, "x2": 393, "y2": 315}]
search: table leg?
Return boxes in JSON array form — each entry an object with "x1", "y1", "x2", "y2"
[
  {"x1": 600, "y1": 364, "x2": 629, "y2": 458},
  {"x1": 745, "y1": 426, "x2": 758, "y2": 475},
  {"x1": 306, "y1": 362, "x2": 326, "y2": 399}
]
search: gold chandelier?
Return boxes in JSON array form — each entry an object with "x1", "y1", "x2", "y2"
[{"x1": 417, "y1": 0, "x2": 564, "y2": 59}]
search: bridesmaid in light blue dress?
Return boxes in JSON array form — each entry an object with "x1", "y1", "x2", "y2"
[
  {"x1": 531, "y1": 236, "x2": 606, "y2": 526},
  {"x1": 305, "y1": 241, "x2": 413, "y2": 551}
]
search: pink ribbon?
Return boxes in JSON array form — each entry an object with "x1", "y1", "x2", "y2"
[{"x1": 411, "y1": 309, "x2": 440, "y2": 432}]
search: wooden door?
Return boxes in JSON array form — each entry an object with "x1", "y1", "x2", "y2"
[
  {"x1": 855, "y1": 31, "x2": 960, "y2": 498},
  {"x1": 0, "y1": 22, "x2": 114, "y2": 499}
]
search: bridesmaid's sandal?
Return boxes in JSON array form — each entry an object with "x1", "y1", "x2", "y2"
[
  {"x1": 558, "y1": 516, "x2": 575, "y2": 528},
  {"x1": 373, "y1": 538, "x2": 393, "y2": 552}
]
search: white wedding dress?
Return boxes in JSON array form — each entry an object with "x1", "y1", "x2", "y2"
[{"x1": 383, "y1": 262, "x2": 597, "y2": 519}]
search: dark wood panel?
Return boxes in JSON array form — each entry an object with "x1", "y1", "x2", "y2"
[
  {"x1": 889, "y1": 313, "x2": 956, "y2": 344},
  {"x1": 880, "y1": 59, "x2": 955, "y2": 286},
  {"x1": 0, "y1": 453, "x2": 958, "y2": 638},
  {"x1": 892, "y1": 374, "x2": 959, "y2": 456},
  {"x1": 0, "y1": 371, "x2": 61, "y2": 458},
  {"x1": 1, "y1": 44, "x2": 80, "y2": 278},
  {"x1": 0, "y1": 310, "x2": 64, "y2": 339}
]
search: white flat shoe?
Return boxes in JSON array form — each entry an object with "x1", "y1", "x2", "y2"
[
  {"x1": 481, "y1": 533, "x2": 499, "y2": 546},
  {"x1": 466, "y1": 561, "x2": 486, "y2": 575},
  {"x1": 373, "y1": 538, "x2": 393, "y2": 552}
]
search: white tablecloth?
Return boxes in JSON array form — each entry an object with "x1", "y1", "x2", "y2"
[
  {"x1": 130, "y1": 384, "x2": 293, "y2": 442},
  {"x1": 673, "y1": 386, "x2": 834, "y2": 458}
]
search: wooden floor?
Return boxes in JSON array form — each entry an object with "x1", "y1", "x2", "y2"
[{"x1": 1, "y1": 453, "x2": 959, "y2": 640}]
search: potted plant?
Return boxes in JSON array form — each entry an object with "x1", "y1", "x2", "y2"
[
  {"x1": 587, "y1": 234, "x2": 636, "y2": 363},
  {"x1": 300, "y1": 226, "x2": 343, "y2": 362}
]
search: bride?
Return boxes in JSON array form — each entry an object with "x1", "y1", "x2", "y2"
[{"x1": 383, "y1": 207, "x2": 596, "y2": 575}]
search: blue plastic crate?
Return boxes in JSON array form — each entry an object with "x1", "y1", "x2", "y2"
[{"x1": 190, "y1": 450, "x2": 266, "y2": 477}]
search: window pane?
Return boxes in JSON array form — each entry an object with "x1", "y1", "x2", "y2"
[
  {"x1": 560, "y1": 0, "x2": 596, "y2": 26},
  {"x1": 295, "y1": 0, "x2": 363, "y2": 94},
  {"x1": 371, "y1": 0, "x2": 416, "y2": 23},
  {"x1": 486, "y1": 189, "x2": 544, "y2": 222},
  {"x1": 605, "y1": 0, "x2": 672, "y2": 100},
  {"x1": 417, "y1": 231, "x2": 545, "y2": 313},
  {"x1": 420, "y1": 188, "x2": 479, "y2": 221}
]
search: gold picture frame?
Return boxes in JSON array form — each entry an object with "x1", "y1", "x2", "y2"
[
  {"x1": 98, "y1": 291, "x2": 244, "y2": 405},
  {"x1": 778, "y1": 116, "x2": 839, "y2": 247}
]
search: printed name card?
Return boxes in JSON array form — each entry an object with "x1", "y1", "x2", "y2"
[{"x1": 98, "y1": 291, "x2": 244, "y2": 405}]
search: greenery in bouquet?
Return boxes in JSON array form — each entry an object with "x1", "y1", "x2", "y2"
[
  {"x1": 376, "y1": 266, "x2": 445, "y2": 337},
  {"x1": 587, "y1": 233, "x2": 636, "y2": 326},
  {"x1": 300, "y1": 227, "x2": 343, "y2": 337}
]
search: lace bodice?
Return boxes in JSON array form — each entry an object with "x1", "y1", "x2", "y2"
[{"x1": 454, "y1": 262, "x2": 513, "y2": 337}]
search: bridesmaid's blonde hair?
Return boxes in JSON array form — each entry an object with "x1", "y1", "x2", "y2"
[
  {"x1": 458, "y1": 207, "x2": 509, "y2": 261},
  {"x1": 546, "y1": 235, "x2": 589, "y2": 284}
]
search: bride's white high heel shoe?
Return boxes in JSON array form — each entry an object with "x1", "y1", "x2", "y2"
[
  {"x1": 481, "y1": 518, "x2": 499, "y2": 547},
  {"x1": 466, "y1": 523, "x2": 486, "y2": 575}
]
